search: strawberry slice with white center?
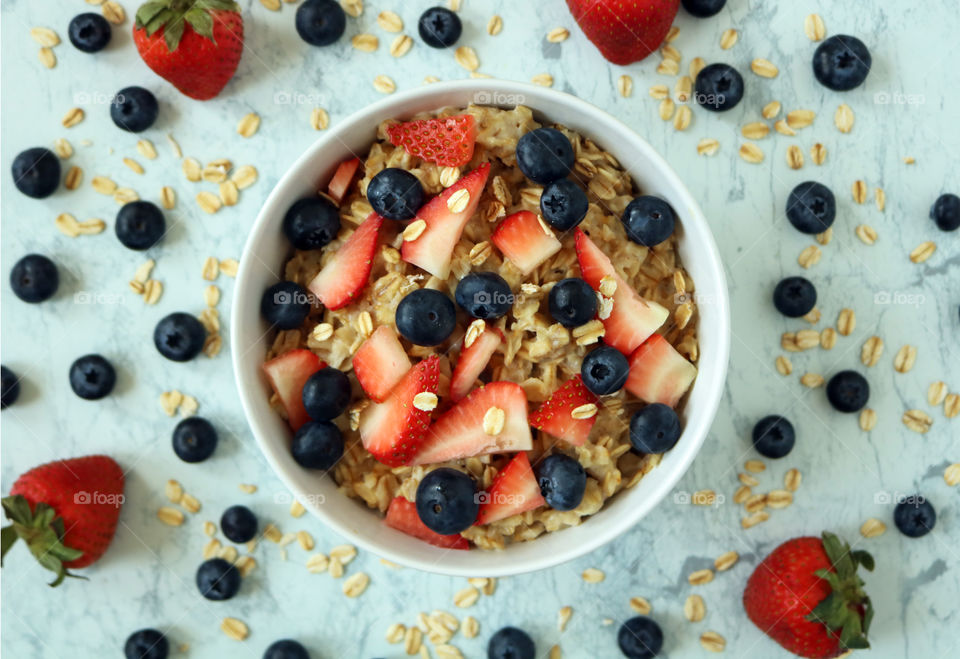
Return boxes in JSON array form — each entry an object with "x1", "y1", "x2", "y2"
[
  {"x1": 360, "y1": 355, "x2": 439, "y2": 467},
  {"x1": 327, "y1": 157, "x2": 361, "y2": 205},
  {"x1": 625, "y1": 334, "x2": 698, "y2": 407},
  {"x1": 308, "y1": 212, "x2": 383, "y2": 310},
  {"x1": 386, "y1": 114, "x2": 477, "y2": 168},
  {"x1": 529, "y1": 375, "x2": 599, "y2": 447},
  {"x1": 476, "y1": 452, "x2": 546, "y2": 525},
  {"x1": 262, "y1": 349, "x2": 327, "y2": 431},
  {"x1": 383, "y1": 496, "x2": 469, "y2": 550},
  {"x1": 412, "y1": 382, "x2": 532, "y2": 465},
  {"x1": 401, "y1": 163, "x2": 490, "y2": 279},
  {"x1": 491, "y1": 210, "x2": 562, "y2": 275},
  {"x1": 574, "y1": 228, "x2": 668, "y2": 354},
  {"x1": 450, "y1": 323, "x2": 503, "y2": 402},
  {"x1": 352, "y1": 325, "x2": 412, "y2": 403}
]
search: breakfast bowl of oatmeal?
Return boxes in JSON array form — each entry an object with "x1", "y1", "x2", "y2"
[{"x1": 231, "y1": 80, "x2": 729, "y2": 576}]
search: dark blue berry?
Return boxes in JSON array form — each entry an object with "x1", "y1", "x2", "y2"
[
  {"x1": 516, "y1": 128, "x2": 574, "y2": 185},
  {"x1": 261, "y1": 282, "x2": 311, "y2": 330},
  {"x1": 415, "y1": 467, "x2": 478, "y2": 535},
  {"x1": 455, "y1": 272, "x2": 513, "y2": 320},
  {"x1": 581, "y1": 345, "x2": 629, "y2": 395},
  {"x1": 195, "y1": 558, "x2": 241, "y2": 601},
  {"x1": 548, "y1": 278, "x2": 597, "y2": 328},
  {"x1": 752, "y1": 415, "x2": 795, "y2": 459},
  {"x1": 1, "y1": 366, "x2": 20, "y2": 409},
  {"x1": 69, "y1": 354, "x2": 116, "y2": 400},
  {"x1": 367, "y1": 168, "x2": 425, "y2": 221},
  {"x1": 69, "y1": 13, "x2": 111, "y2": 53},
  {"x1": 681, "y1": 0, "x2": 726, "y2": 17},
  {"x1": 292, "y1": 420, "x2": 343, "y2": 470},
  {"x1": 283, "y1": 197, "x2": 341, "y2": 249},
  {"x1": 11, "y1": 147, "x2": 60, "y2": 199},
  {"x1": 826, "y1": 370, "x2": 869, "y2": 413},
  {"x1": 694, "y1": 63, "x2": 744, "y2": 112},
  {"x1": 396, "y1": 288, "x2": 456, "y2": 346},
  {"x1": 10, "y1": 254, "x2": 59, "y2": 303},
  {"x1": 930, "y1": 193, "x2": 960, "y2": 232},
  {"x1": 617, "y1": 616, "x2": 663, "y2": 659},
  {"x1": 540, "y1": 178, "x2": 588, "y2": 230},
  {"x1": 111, "y1": 87, "x2": 158, "y2": 133},
  {"x1": 295, "y1": 0, "x2": 346, "y2": 47},
  {"x1": 893, "y1": 495, "x2": 936, "y2": 538},
  {"x1": 622, "y1": 196, "x2": 676, "y2": 247},
  {"x1": 172, "y1": 417, "x2": 218, "y2": 463},
  {"x1": 221, "y1": 505, "x2": 258, "y2": 543},
  {"x1": 154, "y1": 313, "x2": 206, "y2": 362},
  {"x1": 116, "y1": 200, "x2": 166, "y2": 250},
  {"x1": 786, "y1": 181, "x2": 836, "y2": 234},
  {"x1": 124, "y1": 628, "x2": 169, "y2": 659},
  {"x1": 302, "y1": 367, "x2": 351, "y2": 421},
  {"x1": 629, "y1": 404, "x2": 681, "y2": 454},
  {"x1": 488, "y1": 627, "x2": 535, "y2": 659},
  {"x1": 418, "y1": 7, "x2": 462, "y2": 48},
  {"x1": 263, "y1": 639, "x2": 310, "y2": 659},
  {"x1": 773, "y1": 277, "x2": 817, "y2": 318},
  {"x1": 813, "y1": 35, "x2": 872, "y2": 91},
  {"x1": 535, "y1": 454, "x2": 586, "y2": 511}
]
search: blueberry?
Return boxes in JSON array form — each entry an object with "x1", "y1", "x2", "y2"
[
  {"x1": 261, "y1": 282, "x2": 311, "y2": 330},
  {"x1": 540, "y1": 178, "x2": 588, "y2": 230},
  {"x1": 617, "y1": 616, "x2": 663, "y2": 659},
  {"x1": 11, "y1": 147, "x2": 60, "y2": 199},
  {"x1": 124, "y1": 628, "x2": 169, "y2": 659},
  {"x1": 195, "y1": 558, "x2": 241, "y2": 601},
  {"x1": 548, "y1": 278, "x2": 597, "y2": 328},
  {"x1": 622, "y1": 196, "x2": 676, "y2": 247},
  {"x1": 396, "y1": 288, "x2": 456, "y2": 346},
  {"x1": 111, "y1": 87, "x2": 158, "y2": 133},
  {"x1": 752, "y1": 415, "x2": 795, "y2": 459},
  {"x1": 930, "y1": 193, "x2": 960, "y2": 232},
  {"x1": 418, "y1": 7, "x2": 462, "y2": 48},
  {"x1": 221, "y1": 505, "x2": 258, "y2": 543},
  {"x1": 681, "y1": 0, "x2": 726, "y2": 17},
  {"x1": 263, "y1": 639, "x2": 310, "y2": 659},
  {"x1": 826, "y1": 370, "x2": 870, "y2": 413},
  {"x1": 535, "y1": 454, "x2": 586, "y2": 511},
  {"x1": 154, "y1": 313, "x2": 206, "y2": 362},
  {"x1": 172, "y1": 417, "x2": 218, "y2": 463},
  {"x1": 10, "y1": 254, "x2": 59, "y2": 303},
  {"x1": 292, "y1": 420, "x2": 343, "y2": 470},
  {"x1": 772, "y1": 276, "x2": 817, "y2": 318},
  {"x1": 581, "y1": 345, "x2": 629, "y2": 395},
  {"x1": 629, "y1": 404, "x2": 681, "y2": 454},
  {"x1": 813, "y1": 35, "x2": 872, "y2": 91},
  {"x1": 1, "y1": 366, "x2": 21, "y2": 409},
  {"x1": 69, "y1": 354, "x2": 116, "y2": 400},
  {"x1": 455, "y1": 272, "x2": 513, "y2": 320},
  {"x1": 786, "y1": 181, "x2": 836, "y2": 234},
  {"x1": 487, "y1": 627, "x2": 535, "y2": 659},
  {"x1": 300, "y1": 368, "x2": 350, "y2": 421},
  {"x1": 893, "y1": 495, "x2": 936, "y2": 538},
  {"x1": 295, "y1": 0, "x2": 346, "y2": 47},
  {"x1": 415, "y1": 467, "x2": 479, "y2": 535},
  {"x1": 282, "y1": 197, "x2": 341, "y2": 249},
  {"x1": 116, "y1": 201, "x2": 166, "y2": 250},
  {"x1": 68, "y1": 13, "x2": 111, "y2": 53},
  {"x1": 694, "y1": 63, "x2": 744, "y2": 112},
  {"x1": 516, "y1": 128, "x2": 574, "y2": 185},
  {"x1": 367, "y1": 168, "x2": 425, "y2": 221}
]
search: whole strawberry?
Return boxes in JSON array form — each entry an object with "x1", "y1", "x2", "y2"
[
  {"x1": 566, "y1": 0, "x2": 680, "y2": 65},
  {"x1": 133, "y1": 0, "x2": 244, "y2": 101},
  {"x1": 743, "y1": 532, "x2": 874, "y2": 658},
  {"x1": 2, "y1": 455, "x2": 124, "y2": 586}
]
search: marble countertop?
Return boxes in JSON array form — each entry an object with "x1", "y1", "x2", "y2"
[{"x1": 2, "y1": 0, "x2": 957, "y2": 657}]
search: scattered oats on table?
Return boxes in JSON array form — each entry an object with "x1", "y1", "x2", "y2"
[
  {"x1": 629, "y1": 596, "x2": 652, "y2": 615},
  {"x1": 237, "y1": 112, "x2": 261, "y2": 138},
  {"x1": 688, "y1": 568, "x2": 713, "y2": 586},
  {"x1": 902, "y1": 409, "x2": 933, "y2": 434},
  {"x1": 860, "y1": 336, "x2": 884, "y2": 367},
  {"x1": 860, "y1": 518, "x2": 886, "y2": 538},
  {"x1": 720, "y1": 28, "x2": 738, "y2": 49},
  {"x1": 582, "y1": 568, "x2": 605, "y2": 583},
  {"x1": 858, "y1": 408, "x2": 877, "y2": 431},
  {"x1": 684, "y1": 594, "x2": 706, "y2": 622}
]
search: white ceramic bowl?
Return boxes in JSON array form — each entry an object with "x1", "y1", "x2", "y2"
[{"x1": 231, "y1": 80, "x2": 730, "y2": 577}]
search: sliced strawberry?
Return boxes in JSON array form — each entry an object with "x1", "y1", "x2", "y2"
[
  {"x1": 625, "y1": 334, "x2": 698, "y2": 407},
  {"x1": 386, "y1": 115, "x2": 477, "y2": 167},
  {"x1": 262, "y1": 349, "x2": 327, "y2": 431},
  {"x1": 384, "y1": 496, "x2": 469, "y2": 550},
  {"x1": 412, "y1": 382, "x2": 532, "y2": 465},
  {"x1": 360, "y1": 355, "x2": 439, "y2": 467},
  {"x1": 574, "y1": 228, "x2": 668, "y2": 354},
  {"x1": 450, "y1": 325, "x2": 503, "y2": 402},
  {"x1": 353, "y1": 325, "x2": 412, "y2": 403},
  {"x1": 308, "y1": 212, "x2": 383, "y2": 310},
  {"x1": 326, "y1": 157, "x2": 361, "y2": 205},
  {"x1": 529, "y1": 375, "x2": 599, "y2": 447},
  {"x1": 476, "y1": 452, "x2": 546, "y2": 525},
  {"x1": 401, "y1": 163, "x2": 490, "y2": 279},
  {"x1": 491, "y1": 210, "x2": 562, "y2": 275}
]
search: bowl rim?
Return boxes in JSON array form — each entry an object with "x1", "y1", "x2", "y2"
[{"x1": 231, "y1": 79, "x2": 730, "y2": 576}]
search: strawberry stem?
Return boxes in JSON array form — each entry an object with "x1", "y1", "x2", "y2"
[
  {"x1": 1, "y1": 495, "x2": 85, "y2": 587},
  {"x1": 806, "y1": 531, "x2": 874, "y2": 650}
]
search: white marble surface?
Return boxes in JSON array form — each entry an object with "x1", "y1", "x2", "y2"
[{"x1": 2, "y1": 0, "x2": 958, "y2": 657}]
